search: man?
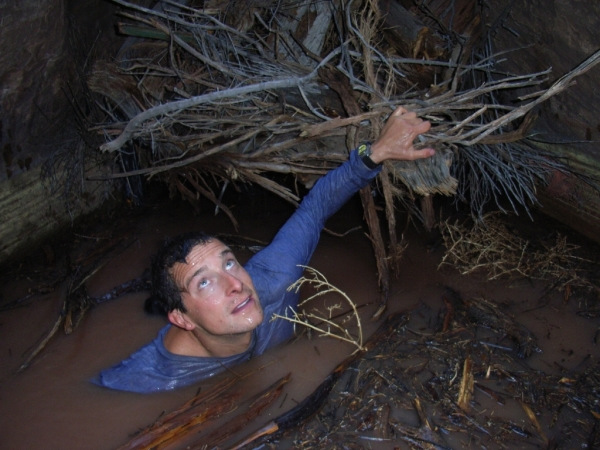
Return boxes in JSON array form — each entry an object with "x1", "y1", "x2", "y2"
[{"x1": 94, "y1": 107, "x2": 434, "y2": 393}]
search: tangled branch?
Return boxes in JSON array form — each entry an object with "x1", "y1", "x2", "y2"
[
  {"x1": 87, "y1": 1, "x2": 600, "y2": 223},
  {"x1": 272, "y1": 266, "x2": 365, "y2": 352}
]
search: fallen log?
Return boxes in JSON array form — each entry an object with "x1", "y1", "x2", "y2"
[
  {"x1": 119, "y1": 373, "x2": 291, "y2": 449},
  {"x1": 119, "y1": 374, "x2": 241, "y2": 449},
  {"x1": 197, "y1": 373, "x2": 291, "y2": 448}
]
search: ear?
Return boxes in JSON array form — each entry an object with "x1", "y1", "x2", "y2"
[{"x1": 167, "y1": 309, "x2": 196, "y2": 331}]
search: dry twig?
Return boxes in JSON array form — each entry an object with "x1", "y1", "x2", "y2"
[
  {"x1": 439, "y1": 212, "x2": 593, "y2": 291},
  {"x1": 272, "y1": 266, "x2": 365, "y2": 351}
]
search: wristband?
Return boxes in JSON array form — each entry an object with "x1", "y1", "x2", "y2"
[{"x1": 357, "y1": 143, "x2": 380, "y2": 170}]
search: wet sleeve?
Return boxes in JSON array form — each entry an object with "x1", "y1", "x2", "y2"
[{"x1": 246, "y1": 149, "x2": 381, "y2": 310}]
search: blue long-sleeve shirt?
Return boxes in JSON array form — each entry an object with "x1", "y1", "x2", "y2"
[{"x1": 93, "y1": 149, "x2": 381, "y2": 393}]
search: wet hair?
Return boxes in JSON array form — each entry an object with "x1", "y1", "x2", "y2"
[{"x1": 144, "y1": 231, "x2": 216, "y2": 315}]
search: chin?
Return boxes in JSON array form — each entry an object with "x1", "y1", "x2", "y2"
[{"x1": 242, "y1": 311, "x2": 264, "y2": 332}]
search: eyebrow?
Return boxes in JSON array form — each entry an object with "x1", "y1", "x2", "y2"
[{"x1": 183, "y1": 247, "x2": 234, "y2": 291}]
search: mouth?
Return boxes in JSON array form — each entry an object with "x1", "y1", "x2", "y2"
[{"x1": 232, "y1": 296, "x2": 253, "y2": 314}]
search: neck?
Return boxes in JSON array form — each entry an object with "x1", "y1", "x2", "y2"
[{"x1": 165, "y1": 326, "x2": 253, "y2": 358}]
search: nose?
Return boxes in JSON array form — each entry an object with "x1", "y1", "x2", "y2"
[{"x1": 223, "y1": 272, "x2": 243, "y2": 295}]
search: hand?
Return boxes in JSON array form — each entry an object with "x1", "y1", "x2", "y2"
[{"x1": 369, "y1": 106, "x2": 435, "y2": 164}]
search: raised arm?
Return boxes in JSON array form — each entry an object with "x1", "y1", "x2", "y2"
[{"x1": 245, "y1": 107, "x2": 434, "y2": 306}]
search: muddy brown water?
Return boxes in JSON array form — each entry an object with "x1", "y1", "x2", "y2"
[{"x1": 0, "y1": 197, "x2": 598, "y2": 449}]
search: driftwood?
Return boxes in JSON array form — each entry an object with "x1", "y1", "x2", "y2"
[
  {"x1": 456, "y1": 355, "x2": 474, "y2": 412},
  {"x1": 85, "y1": 0, "x2": 600, "y2": 312},
  {"x1": 119, "y1": 373, "x2": 290, "y2": 449}
]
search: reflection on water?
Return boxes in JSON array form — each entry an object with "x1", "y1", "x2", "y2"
[{"x1": 0, "y1": 200, "x2": 598, "y2": 449}]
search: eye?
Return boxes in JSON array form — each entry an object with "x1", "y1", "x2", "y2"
[
  {"x1": 225, "y1": 259, "x2": 236, "y2": 270},
  {"x1": 198, "y1": 278, "x2": 209, "y2": 288}
]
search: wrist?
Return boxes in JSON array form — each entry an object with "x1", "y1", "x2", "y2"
[
  {"x1": 357, "y1": 143, "x2": 381, "y2": 169},
  {"x1": 368, "y1": 141, "x2": 386, "y2": 164}
]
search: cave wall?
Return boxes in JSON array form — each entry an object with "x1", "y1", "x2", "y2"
[
  {"x1": 1, "y1": 0, "x2": 68, "y2": 179},
  {"x1": 482, "y1": 0, "x2": 599, "y2": 142},
  {"x1": 0, "y1": 0, "x2": 120, "y2": 179},
  {"x1": 0, "y1": 0, "x2": 121, "y2": 263},
  {"x1": 480, "y1": 0, "x2": 600, "y2": 240}
]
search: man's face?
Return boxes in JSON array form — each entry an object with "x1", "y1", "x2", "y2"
[{"x1": 170, "y1": 239, "x2": 264, "y2": 338}]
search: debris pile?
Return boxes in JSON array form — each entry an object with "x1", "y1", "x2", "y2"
[
  {"x1": 82, "y1": 0, "x2": 599, "y2": 308},
  {"x1": 244, "y1": 294, "x2": 600, "y2": 449}
]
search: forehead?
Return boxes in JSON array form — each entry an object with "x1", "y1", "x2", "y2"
[
  {"x1": 170, "y1": 239, "x2": 231, "y2": 287},
  {"x1": 185, "y1": 239, "x2": 229, "y2": 264}
]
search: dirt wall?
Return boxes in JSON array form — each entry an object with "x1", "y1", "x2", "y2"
[
  {"x1": 481, "y1": 0, "x2": 600, "y2": 241},
  {"x1": 0, "y1": 0, "x2": 120, "y2": 262}
]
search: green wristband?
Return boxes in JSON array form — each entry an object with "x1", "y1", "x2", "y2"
[{"x1": 357, "y1": 143, "x2": 380, "y2": 170}]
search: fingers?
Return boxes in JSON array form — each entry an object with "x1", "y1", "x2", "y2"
[
  {"x1": 409, "y1": 147, "x2": 436, "y2": 160},
  {"x1": 397, "y1": 108, "x2": 431, "y2": 148},
  {"x1": 390, "y1": 107, "x2": 428, "y2": 133},
  {"x1": 392, "y1": 106, "x2": 409, "y2": 116},
  {"x1": 414, "y1": 119, "x2": 431, "y2": 134},
  {"x1": 370, "y1": 107, "x2": 435, "y2": 163},
  {"x1": 392, "y1": 106, "x2": 418, "y2": 120}
]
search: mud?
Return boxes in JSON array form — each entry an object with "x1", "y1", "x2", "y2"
[{"x1": 0, "y1": 195, "x2": 598, "y2": 449}]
